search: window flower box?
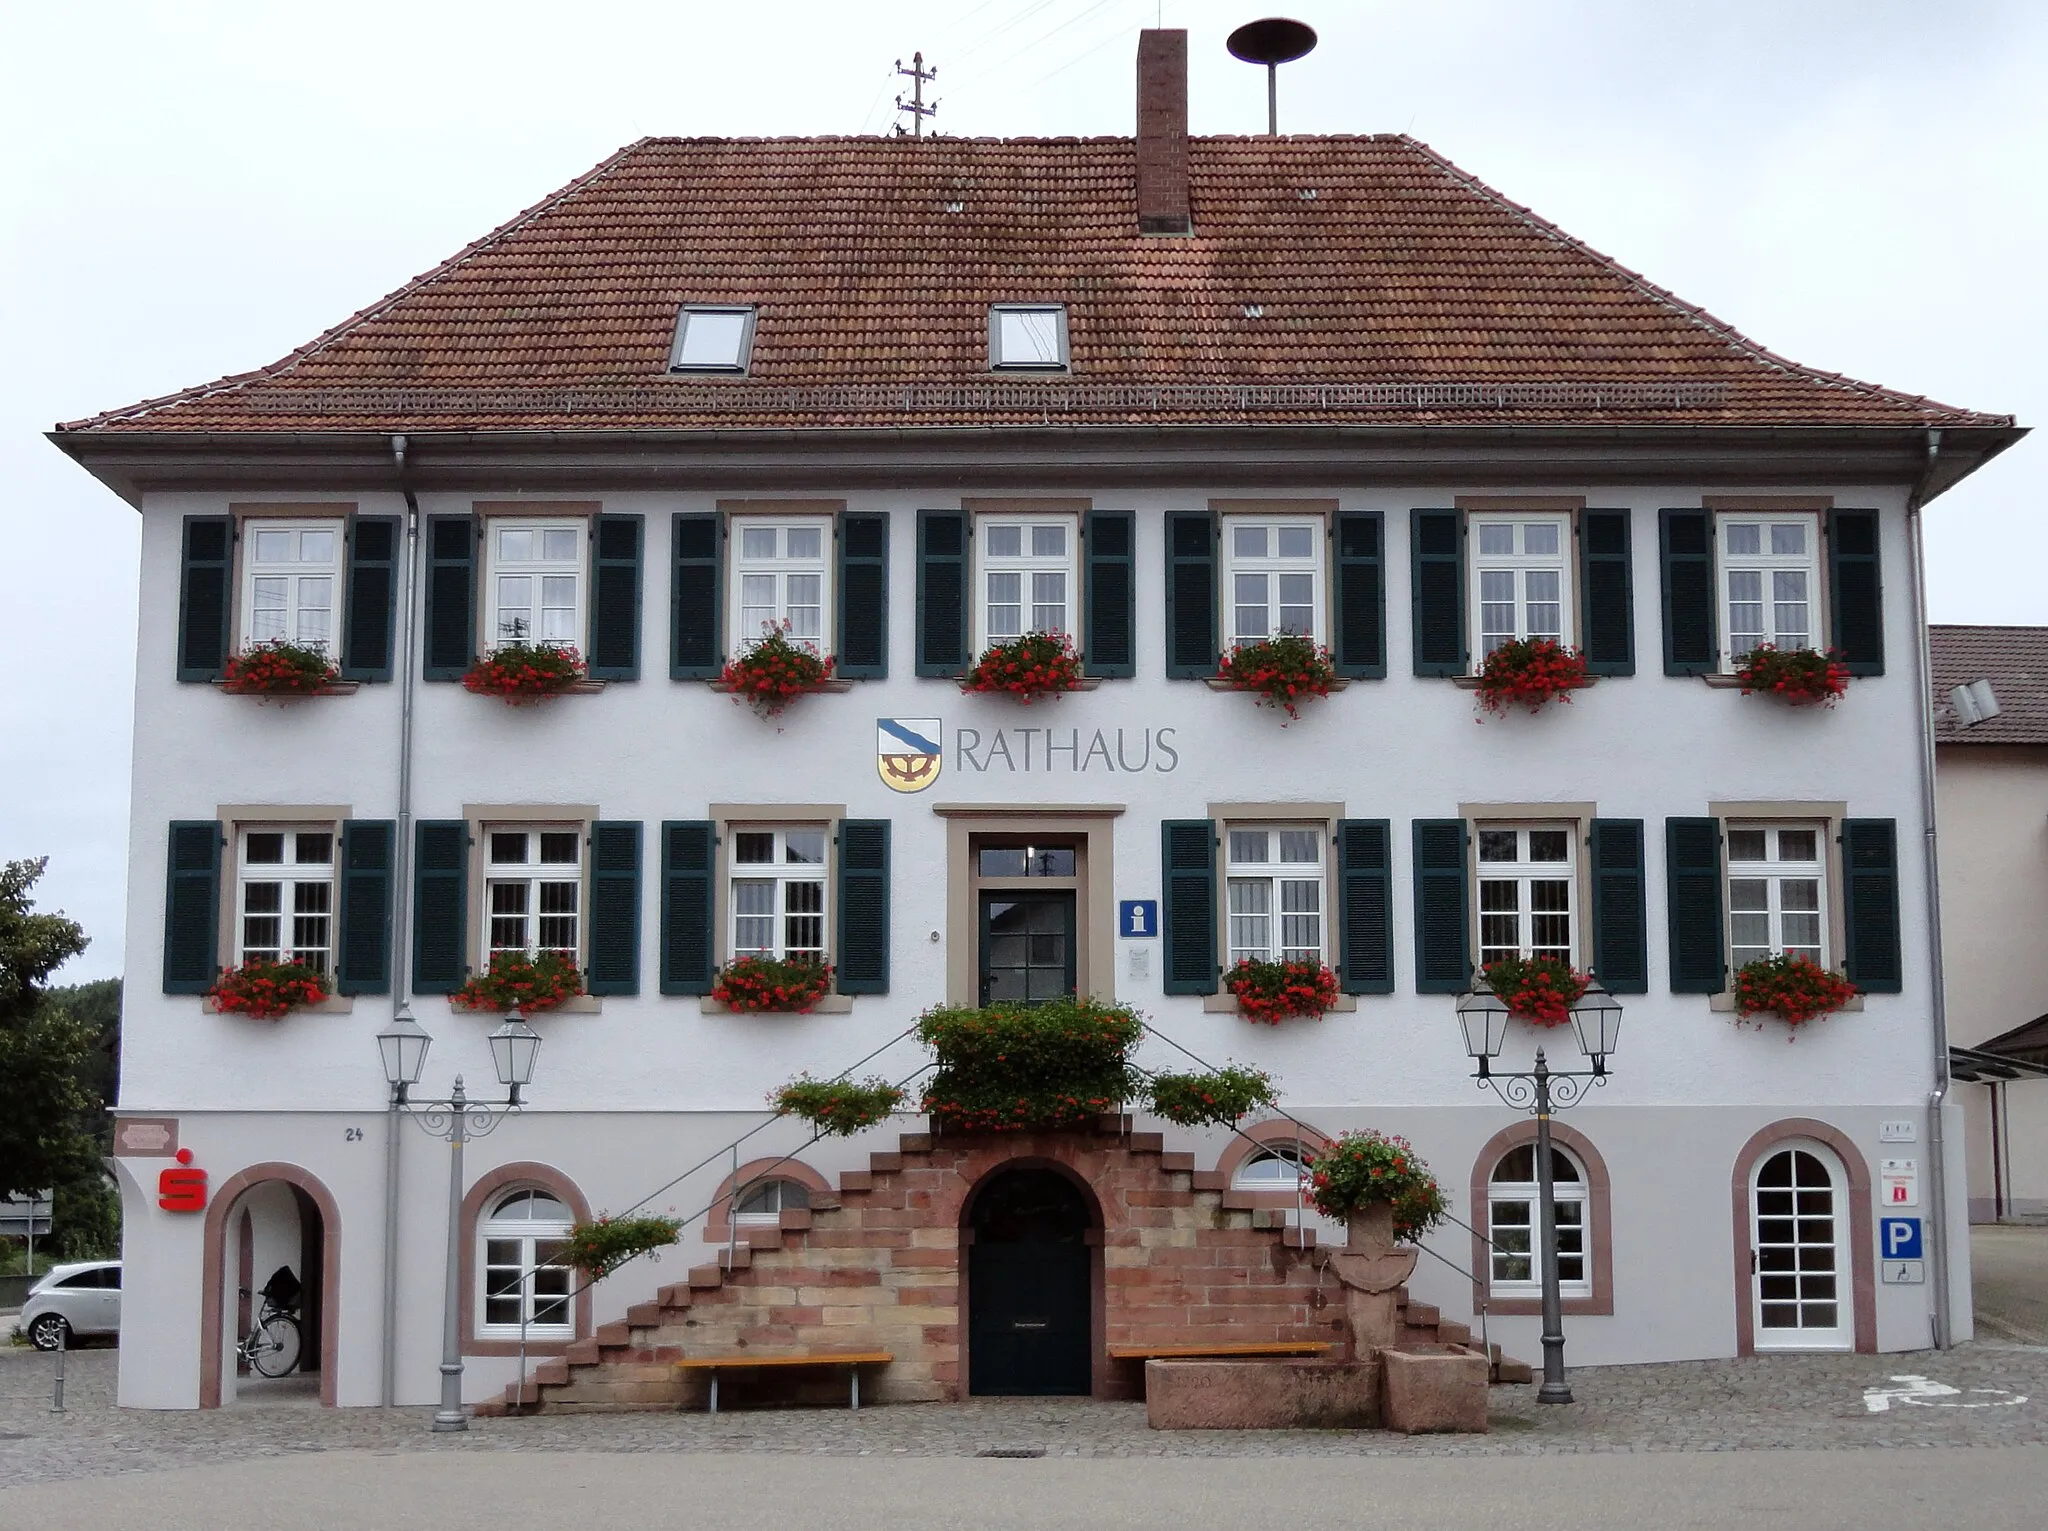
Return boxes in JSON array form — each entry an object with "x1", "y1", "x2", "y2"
[
  {"x1": 1482, "y1": 955, "x2": 1591, "y2": 1027},
  {"x1": 1223, "y1": 957, "x2": 1340, "y2": 1023},
  {"x1": 452, "y1": 950, "x2": 585, "y2": 1013},
  {"x1": 206, "y1": 958, "x2": 329, "y2": 1020},
  {"x1": 960, "y1": 631, "x2": 1085, "y2": 702},
  {"x1": 462, "y1": 643, "x2": 595, "y2": 705},
  {"x1": 712, "y1": 954, "x2": 834, "y2": 1013},
  {"x1": 1733, "y1": 953, "x2": 1859, "y2": 1033},
  {"x1": 220, "y1": 640, "x2": 345, "y2": 701},
  {"x1": 1213, "y1": 634, "x2": 1339, "y2": 720},
  {"x1": 718, "y1": 626, "x2": 839, "y2": 718},
  {"x1": 1470, "y1": 638, "x2": 1589, "y2": 716},
  {"x1": 1732, "y1": 645, "x2": 1851, "y2": 707}
]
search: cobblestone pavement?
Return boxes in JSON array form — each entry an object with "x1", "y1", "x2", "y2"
[{"x1": 3, "y1": 1339, "x2": 2046, "y2": 1487}]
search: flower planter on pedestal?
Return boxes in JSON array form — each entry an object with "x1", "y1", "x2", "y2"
[{"x1": 1329, "y1": 1202, "x2": 1418, "y2": 1356}]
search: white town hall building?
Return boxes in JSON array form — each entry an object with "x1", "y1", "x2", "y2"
[{"x1": 51, "y1": 30, "x2": 2021, "y2": 1411}]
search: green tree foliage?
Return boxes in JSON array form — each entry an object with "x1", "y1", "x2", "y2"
[{"x1": 0, "y1": 860, "x2": 118, "y2": 1258}]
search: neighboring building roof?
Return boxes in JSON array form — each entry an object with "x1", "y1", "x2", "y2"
[
  {"x1": 1931, "y1": 625, "x2": 2048, "y2": 744},
  {"x1": 1963, "y1": 1013, "x2": 2048, "y2": 1072},
  {"x1": 56, "y1": 135, "x2": 2017, "y2": 437}
]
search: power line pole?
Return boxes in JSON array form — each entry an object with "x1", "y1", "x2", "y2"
[{"x1": 894, "y1": 52, "x2": 938, "y2": 138}]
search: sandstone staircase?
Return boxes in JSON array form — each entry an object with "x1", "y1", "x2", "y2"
[{"x1": 480, "y1": 1116, "x2": 1529, "y2": 1416}]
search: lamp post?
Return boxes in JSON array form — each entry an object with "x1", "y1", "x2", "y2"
[
  {"x1": 1455, "y1": 973, "x2": 1622, "y2": 1406},
  {"x1": 376, "y1": 1007, "x2": 542, "y2": 1432}
]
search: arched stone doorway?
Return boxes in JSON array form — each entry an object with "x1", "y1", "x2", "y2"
[
  {"x1": 963, "y1": 1164, "x2": 1099, "y2": 1396},
  {"x1": 199, "y1": 1163, "x2": 341, "y2": 1407}
]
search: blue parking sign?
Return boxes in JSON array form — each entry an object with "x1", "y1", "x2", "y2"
[
  {"x1": 1119, "y1": 900, "x2": 1159, "y2": 939},
  {"x1": 1880, "y1": 1217, "x2": 1923, "y2": 1260}
]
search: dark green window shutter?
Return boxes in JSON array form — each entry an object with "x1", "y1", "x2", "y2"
[
  {"x1": 1665, "y1": 817, "x2": 1725, "y2": 993},
  {"x1": 1412, "y1": 818, "x2": 1470, "y2": 993},
  {"x1": 1083, "y1": 510, "x2": 1135, "y2": 677},
  {"x1": 1828, "y1": 510, "x2": 1885, "y2": 677},
  {"x1": 1163, "y1": 511, "x2": 1217, "y2": 678},
  {"x1": 587, "y1": 514, "x2": 643, "y2": 681},
  {"x1": 341, "y1": 516, "x2": 401, "y2": 682},
  {"x1": 1410, "y1": 510, "x2": 1465, "y2": 677},
  {"x1": 176, "y1": 517, "x2": 234, "y2": 682},
  {"x1": 412, "y1": 820, "x2": 470, "y2": 994},
  {"x1": 163, "y1": 820, "x2": 222, "y2": 993},
  {"x1": 1579, "y1": 510, "x2": 1635, "y2": 677},
  {"x1": 1842, "y1": 818, "x2": 1902, "y2": 993},
  {"x1": 1162, "y1": 819, "x2": 1217, "y2": 994},
  {"x1": 836, "y1": 819, "x2": 891, "y2": 994},
  {"x1": 422, "y1": 516, "x2": 477, "y2": 681},
  {"x1": 586, "y1": 821, "x2": 642, "y2": 995},
  {"x1": 670, "y1": 513, "x2": 723, "y2": 680},
  {"x1": 915, "y1": 510, "x2": 969, "y2": 676},
  {"x1": 336, "y1": 819, "x2": 395, "y2": 996},
  {"x1": 1659, "y1": 510, "x2": 1717, "y2": 675},
  {"x1": 1588, "y1": 819, "x2": 1648, "y2": 993},
  {"x1": 660, "y1": 821, "x2": 716, "y2": 995},
  {"x1": 1334, "y1": 512, "x2": 1386, "y2": 679},
  {"x1": 837, "y1": 514, "x2": 890, "y2": 679},
  {"x1": 1337, "y1": 819, "x2": 1394, "y2": 994}
]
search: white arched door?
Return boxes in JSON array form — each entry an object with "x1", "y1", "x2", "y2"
[{"x1": 1749, "y1": 1142, "x2": 1852, "y2": 1351}]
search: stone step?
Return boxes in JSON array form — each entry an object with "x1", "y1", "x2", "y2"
[
  {"x1": 717, "y1": 1245, "x2": 753, "y2": 1272},
  {"x1": 1402, "y1": 1301, "x2": 1440, "y2": 1328},
  {"x1": 1434, "y1": 1319, "x2": 1472, "y2": 1347}
]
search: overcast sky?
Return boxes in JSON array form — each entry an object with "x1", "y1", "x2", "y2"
[{"x1": 4, "y1": 0, "x2": 2042, "y2": 980}]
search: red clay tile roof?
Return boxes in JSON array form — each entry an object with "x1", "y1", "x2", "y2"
[
  {"x1": 1932, "y1": 626, "x2": 2048, "y2": 745},
  {"x1": 58, "y1": 134, "x2": 2014, "y2": 435}
]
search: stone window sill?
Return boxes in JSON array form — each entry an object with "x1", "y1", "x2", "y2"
[
  {"x1": 211, "y1": 681, "x2": 361, "y2": 702},
  {"x1": 1202, "y1": 993, "x2": 1359, "y2": 1014},
  {"x1": 1709, "y1": 992, "x2": 1863, "y2": 1014},
  {"x1": 204, "y1": 995, "x2": 354, "y2": 1015},
  {"x1": 440, "y1": 995, "x2": 603, "y2": 1014},
  {"x1": 1202, "y1": 677, "x2": 1352, "y2": 694},
  {"x1": 1700, "y1": 673, "x2": 1747, "y2": 689},
  {"x1": 709, "y1": 678, "x2": 856, "y2": 696},
  {"x1": 701, "y1": 994, "x2": 854, "y2": 1014},
  {"x1": 957, "y1": 677, "x2": 1105, "y2": 693},
  {"x1": 1450, "y1": 676, "x2": 1599, "y2": 692}
]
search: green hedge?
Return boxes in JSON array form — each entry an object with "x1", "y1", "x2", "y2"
[{"x1": 917, "y1": 997, "x2": 1142, "y2": 1132}]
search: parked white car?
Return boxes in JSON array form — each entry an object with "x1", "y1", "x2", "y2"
[{"x1": 17, "y1": 1261, "x2": 121, "y2": 1349}]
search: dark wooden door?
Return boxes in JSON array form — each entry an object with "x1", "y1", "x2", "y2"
[
  {"x1": 978, "y1": 891, "x2": 1076, "y2": 1006},
  {"x1": 967, "y1": 1168, "x2": 1092, "y2": 1396}
]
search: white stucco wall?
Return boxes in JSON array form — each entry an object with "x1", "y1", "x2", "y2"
[{"x1": 112, "y1": 477, "x2": 1958, "y2": 1404}]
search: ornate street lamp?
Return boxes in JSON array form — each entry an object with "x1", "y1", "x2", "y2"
[
  {"x1": 378, "y1": 1008, "x2": 543, "y2": 1432},
  {"x1": 1455, "y1": 971, "x2": 1622, "y2": 1406}
]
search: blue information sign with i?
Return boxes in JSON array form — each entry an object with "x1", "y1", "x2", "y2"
[{"x1": 1119, "y1": 900, "x2": 1159, "y2": 939}]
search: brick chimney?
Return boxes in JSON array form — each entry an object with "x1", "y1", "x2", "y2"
[{"x1": 1136, "y1": 29, "x2": 1191, "y2": 235}]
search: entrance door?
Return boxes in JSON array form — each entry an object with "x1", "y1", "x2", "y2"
[
  {"x1": 979, "y1": 891, "x2": 1076, "y2": 1006},
  {"x1": 968, "y1": 1168, "x2": 1093, "y2": 1396},
  {"x1": 1750, "y1": 1143, "x2": 1852, "y2": 1351}
]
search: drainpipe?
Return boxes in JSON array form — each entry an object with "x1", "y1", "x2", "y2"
[
  {"x1": 1906, "y1": 426, "x2": 1955, "y2": 1349},
  {"x1": 381, "y1": 433, "x2": 425, "y2": 1404}
]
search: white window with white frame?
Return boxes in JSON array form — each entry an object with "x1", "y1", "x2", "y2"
[
  {"x1": 733, "y1": 1178, "x2": 811, "y2": 1227},
  {"x1": 485, "y1": 827, "x2": 582, "y2": 959},
  {"x1": 485, "y1": 522, "x2": 584, "y2": 648},
  {"x1": 1487, "y1": 1144, "x2": 1589, "y2": 1297},
  {"x1": 730, "y1": 826, "x2": 827, "y2": 961},
  {"x1": 1727, "y1": 822, "x2": 1826, "y2": 968},
  {"x1": 989, "y1": 305, "x2": 1069, "y2": 371},
  {"x1": 1470, "y1": 513, "x2": 1571, "y2": 659},
  {"x1": 237, "y1": 826, "x2": 336, "y2": 973},
  {"x1": 732, "y1": 519, "x2": 829, "y2": 652},
  {"x1": 478, "y1": 1188, "x2": 573, "y2": 1338},
  {"x1": 1476, "y1": 825, "x2": 1575, "y2": 967},
  {"x1": 1225, "y1": 826, "x2": 1325, "y2": 964},
  {"x1": 1720, "y1": 513, "x2": 1819, "y2": 666},
  {"x1": 977, "y1": 517, "x2": 1076, "y2": 646},
  {"x1": 1232, "y1": 1145, "x2": 1313, "y2": 1195},
  {"x1": 241, "y1": 520, "x2": 342, "y2": 650},
  {"x1": 1223, "y1": 519, "x2": 1322, "y2": 647}
]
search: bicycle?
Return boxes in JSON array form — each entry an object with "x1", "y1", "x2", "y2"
[{"x1": 236, "y1": 1265, "x2": 303, "y2": 1379}]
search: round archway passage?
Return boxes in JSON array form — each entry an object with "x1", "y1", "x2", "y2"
[
  {"x1": 200, "y1": 1163, "x2": 341, "y2": 1408},
  {"x1": 965, "y1": 1166, "x2": 1097, "y2": 1397}
]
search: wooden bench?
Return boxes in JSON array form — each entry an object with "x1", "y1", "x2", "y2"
[
  {"x1": 674, "y1": 1351, "x2": 894, "y2": 1413},
  {"x1": 1108, "y1": 1342, "x2": 1334, "y2": 1361}
]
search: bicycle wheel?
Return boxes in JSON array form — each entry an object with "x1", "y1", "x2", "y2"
[{"x1": 250, "y1": 1313, "x2": 302, "y2": 1377}]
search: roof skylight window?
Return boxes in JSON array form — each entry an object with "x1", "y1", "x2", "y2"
[
  {"x1": 990, "y1": 304, "x2": 1070, "y2": 372},
  {"x1": 668, "y1": 305, "x2": 757, "y2": 374}
]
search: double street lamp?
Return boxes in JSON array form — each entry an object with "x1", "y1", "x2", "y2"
[
  {"x1": 1455, "y1": 974, "x2": 1622, "y2": 1405},
  {"x1": 375, "y1": 1006, "x2": 543, "y2": 1432}
]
